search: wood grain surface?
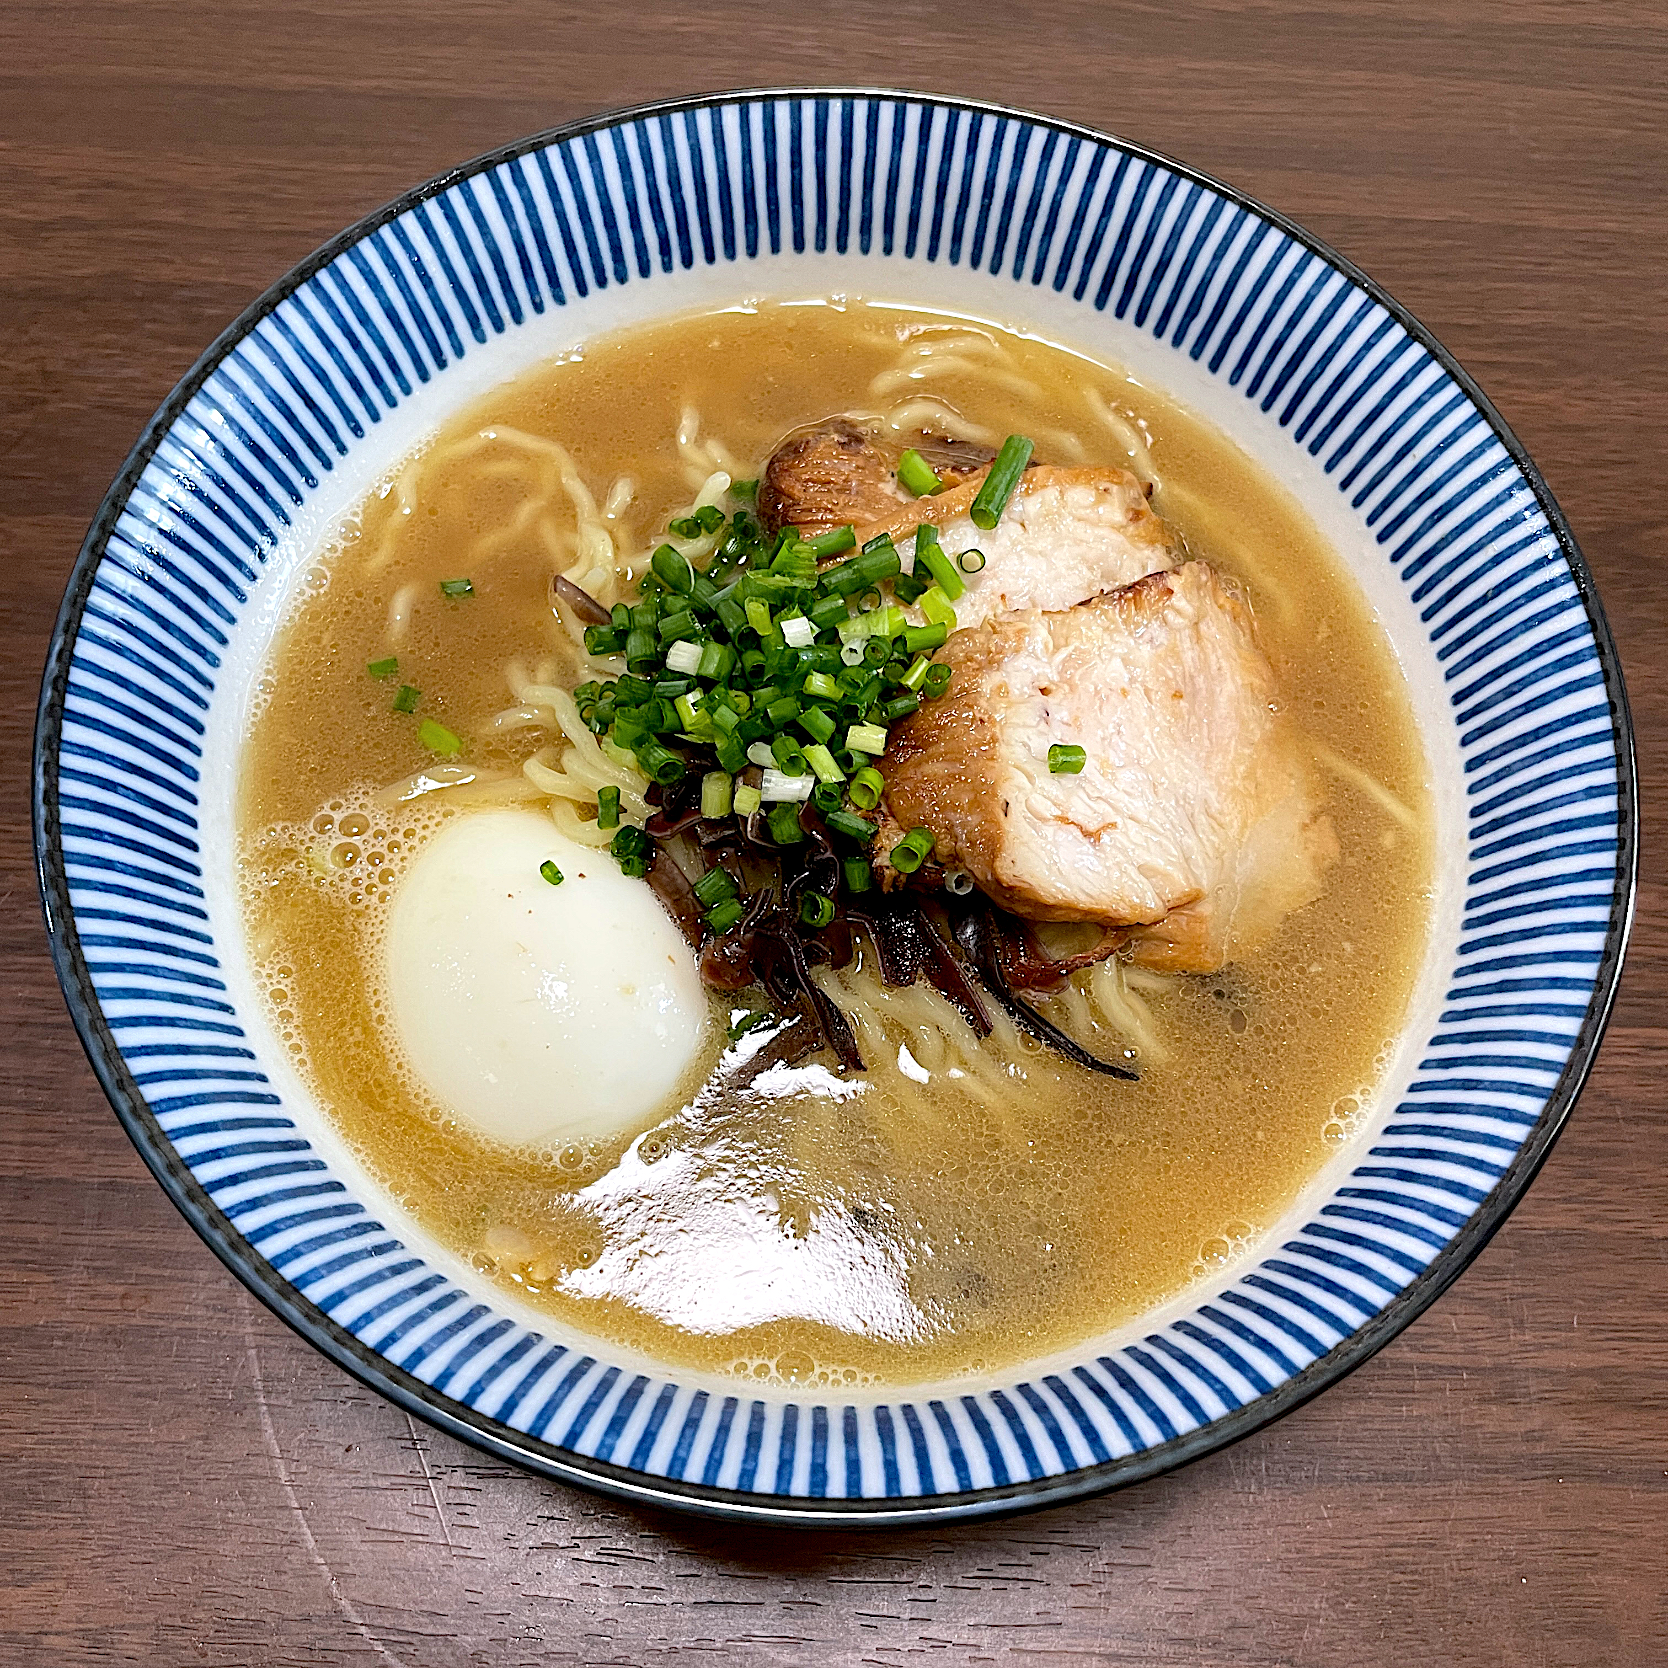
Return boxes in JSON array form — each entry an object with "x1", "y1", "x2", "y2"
[{"x1": 3, "y1": 3, "x2": 1664, "y2": 1664}]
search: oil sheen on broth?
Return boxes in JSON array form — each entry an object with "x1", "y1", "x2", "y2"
[{"x1": 239, "y1": 301, "x2": 1433, "y2": 1387}]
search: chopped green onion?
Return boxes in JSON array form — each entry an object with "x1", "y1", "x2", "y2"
[
  {"x1": 890, "y1": 826, "x2": 935, "y2": 874},
  {"x1": 664, "y1": 639, "x2": 703, "y2": 675},
  {"x1": 808, "y1": 592, "x2": 849, "y2": 632},
  {"x1": 957, "y1": 548, "x2": 986, "y2": 574},
  {"x1": 767, "y1": 802, "x2": 805, "y2": 844},
  {"x1": 693, "y1": 866, "x2": 738, "y2": 908},
  {"x1": 610, "y1": 824, "x2": 653, "y2": 878},
  {"x1": 798, "y1": 705, "x2": 837, "y2": 745},
  {"x1": 706, "y1": 898, "x2": 747, "y2": 934},
  {"x1": 808, "y1": 524, "x2": 857, "y2": 558},
  {"x1": 892, "y1": 571, "x2": 929, "y2": 604},
  {"x1": 824, "y1": 809, "x2": 876, "y2": 842},
  {"x1": 730, "y1": 478, "x2": 759, "y2": 501},
  {"x1": 668, "y1": 514, "x2": 703, "y2": 539},
  {"x1": 839, "y1": 642, "x2": 864, "y2": 667},
  {"x1": 780, "y1": 614, "x2": 816, "y2": 648},
  {"x1": 367, "y1": 655, "x2": 399, "y2": 679},
  {"x1": 635, "y1": 740, "x2": 687, "y2": 785},
  {"x1": 696, "y1": 641, "x2": 735, "y2": 681},
  {"x1": 916, "y1": 538, "x2": 964, "y2": 603},
  {"x1": 765, "y1": 694, "x2": 801, "y2": 728},
  {"x1": 799, "y1": 890, "x2": 836, "y2": 929},
  {"x1": 583, "y1": 625, "x2": 626, "y2": 655},
  {"x1": 392, "y1": 684, "x2": 421, "y2": 713},
  {"x1": 843, "y1": 856, "x2": 873, "y2": 894},
  {"x1": 715, "y1": 730, "x2": 748, "y2": 774},
  {"x1": 897, "y1": 448, "x2": 944, "y2": 497},
  {"x1": 899, "y1": 655, "x2": 932, "y2": 693},
  {"x1": 923, "y1": 662, "x2": 954, "y2": 697},
  {"x1": 761, "y1": 769, "x2": 815, "y2": 803},
  {"x1": 701, "y1": 770, "x2": 733, "y2": 819},
  {"x1": 802, "y1": 670, "x2": 840, "y2": 700},
  {"x1": 881, "y1": 692, "x2": 920, "y2": 722},
  {"x1": 747, "y1": 740, "x2": 777, "y2": 768},
  {"x1": 812, "y1": 782, "x2": 843, "y2": 814},
  {"x1": 539, "y1": 859, "x2": 564, "y2": 886},
  {"x1": 848, "y1": 766, "x2": 885, "y2": 810},
  {"x1": 596, "y1": 786, "x2": 621, "y2": 829},
  {"x1": 1048, "y1": 743, "x2": 1087, "y2": 774},
  {"x1": 846, "y1": 721, "x2": 888, "y2": 755},
  {"x1": 651, "y1": 543, "x2": 696, "y2": 593},
  {"x1": 918, "y1": 586, "x2": 958, "y2": 630},
  {"x1": 836, "y1": 603, "x2": 907, "y2": 646},
  {"x1": 624, "y1": 628, "x2": 657, "y2": 669},
  {"x1": 970, "y1": 435, "x2": 1034, "y2": 529},
  {"x1": 695, "y1": 503, "x2": 725, "y2": 533},
  {"x1": 904, "y1": 621, "x2": 949, "y2": 654},
  {"x1": 803, "y1": 743, "x2": 844, "y2": 785},
  {"x1": 439, "y1": 577, "x2": 474, "y2": 598},
  {"x1": 745, "y1": 597, "x2": 773, "y2": 637},
  {"x1": 734, "y1": 782, "x2": 763, "y2": 817},
  {"x1": 418, "y1": 718, "x2": 463, "y2": 755},
  {"x1": 673, "y1": 692, "x2": 704, "y2": 730}
]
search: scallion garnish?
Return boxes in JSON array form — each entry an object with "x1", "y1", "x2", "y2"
[
  {"x1": 957, "y1": 548, "x2": 986, "y2": 574},
  {"x1": 418, "y1": 718, "x2": 463, "y2": 755},
  {"x1": 843, "y1": 856, "x2": 874, "y2": 894},
  {"x1": 367, "y1": 655, "x2": 399, "y2": 679},
  {"x1": 889, "y1": 826, "x2": 936, "y2": 874},
  {"x1": 707, "y1": 898, "x2": 747, "y2": 934},
  {"x1": 848, "y1": 766, "x2": 885, "y2": 811},
  {"x1": 765, "y1": 802, "x2": 804, "y2": 845},
  {"x1": 846, "y1": 721, "x2": 888, "y2": 755},
  {"x1": 439, "y1": 577, "x2": 474, "y2": 598},
  {"x1": 540, "y1": 859, "x2": 564, "y2": 886},
  {"x1": 1048, "y1": 743, "x2": 1087, "y2": 774},
  {"x1": 596, "y1": 785, "x2": 621, "y2": 829},
  {"x1": 808, "y1": 524, "x2": 857, "y2": 558},
  {"x1": 824, "y1": 809, "x2": 876, "y2": 842},
  {"x1": 701, "y1": 770, "x2": 733, "y2": 820},
  {"x1": 897, "y1": 449, "x2": 944, "y2": 497},
  {"x1": 651, "y1": 543, "x2": 696, "y2": 594},
  {"x1": 970, "y1": 435, "x2": 1034, "y2": 530},
  {"x1": 392, "y1": 684, "x2": 421, "y2": 713},
  {"x1": 727, "y1": 1007, "x2": 772, "y2": 1040},
  {"x1": 799, "y1": 890, "x2": 836, "y2": 929},
  {"x1": 914, "y1": 530, "x2": 964, "y2": 602},
  {"x1": 734, "y1": 782, "x2": 763, "y2": 817}
]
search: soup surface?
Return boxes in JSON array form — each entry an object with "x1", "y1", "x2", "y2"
[{"x1": 239, "y1": 299, "x2": 1433, "y2": 1387}]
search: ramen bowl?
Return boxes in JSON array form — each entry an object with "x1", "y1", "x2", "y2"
[{"x1": 34, "y1": 90, "x2": 1634, "y2": 1524}]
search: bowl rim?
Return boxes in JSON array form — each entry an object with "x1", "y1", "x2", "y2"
[{"x1": 33, "y1": 85, "x2": 1638, "y2": 1527}]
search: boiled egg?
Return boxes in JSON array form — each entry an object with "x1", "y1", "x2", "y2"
[{"x1": 383, "y1": 806, "x2": 708, "y2": 1150}]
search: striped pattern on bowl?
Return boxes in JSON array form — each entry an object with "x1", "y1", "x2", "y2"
[{"x1": 34, "y1": 91, "x2": 1633, "y2": 1524}]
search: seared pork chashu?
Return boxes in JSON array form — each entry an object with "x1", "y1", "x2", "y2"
[{"x1": 877, "y1": 564, "x2": 1337, "y2": 973}]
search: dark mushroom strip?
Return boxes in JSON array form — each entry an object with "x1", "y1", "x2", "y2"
[
  {"x1": 551, "y1": 573, "x2": 612, "y2": 625},
  {"x1": 645, "y1": 803, "x2": 706, "y2": 840},
  {"x1": 995, "y1": 916, "x2": 1127, "y2": 992},
  {"x1": 724, "y1": 1015, "x2": 821, "y2": 1089},
  {"x1": 952, "y1": 909, "x2": 1138, "y2": 1081},
  {"x1": 901, "y1": 904, "x2": 992, "y2": 1037},
  {"x1": 754, "y1": 918, "x2": 864, "y2": 1071},
  {"x1": 646, "y1": 848, "x2": 705, "y2": 948},
  {"x1": 699, "y1": 884, "x2": 774, "y2": 991},
  {"x1": 844, "y1": 900, "x2": 925, "y2": 988}
]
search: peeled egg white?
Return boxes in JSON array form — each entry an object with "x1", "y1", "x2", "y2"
[{"x1": 383, "y1": 806, "x2": 708, "y2": 1151}]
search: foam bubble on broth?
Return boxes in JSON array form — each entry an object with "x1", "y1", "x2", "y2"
[{"x1": 236, "y1": 298, "x2": 1436, "y2": 1387}]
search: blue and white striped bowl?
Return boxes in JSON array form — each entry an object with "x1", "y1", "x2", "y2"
[{"x1": 34, "y1": 91, "x2": 1635, "y2": 1524}]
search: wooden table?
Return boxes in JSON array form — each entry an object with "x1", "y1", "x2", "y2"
[{"x1": 5, "y1": 4, "x2": 1664, "y2": 1663}]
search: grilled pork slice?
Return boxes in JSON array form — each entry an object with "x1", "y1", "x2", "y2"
[
  {"x1": 878, "y1": 563, "x2": 1337, "y2": 973},
  {"x1": 855, "y1": 465, "x2": 1179, "y2": 632},
  {"x1": 758, "y1": 419, "x2": 991, "y2": 536}
]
